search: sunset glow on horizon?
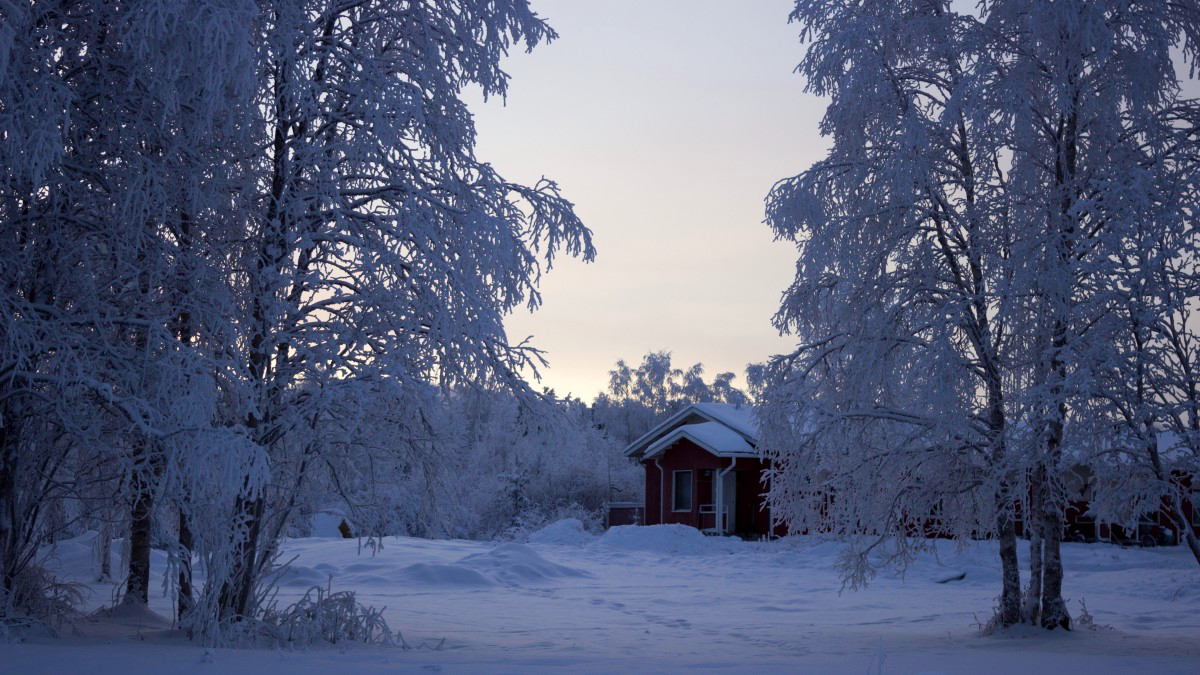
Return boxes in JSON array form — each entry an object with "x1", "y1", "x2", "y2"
[{"x1": 470, "y1": 0, "x2": 828, "y2": 399}]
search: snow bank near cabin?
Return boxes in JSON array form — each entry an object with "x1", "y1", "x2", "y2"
[
  {"x1": 596, "y1": 524, "x2": 731, "y2": 556},
  {"x1": 457, "y1": 543, "x2": 591, "y2": 585},
  {"x1": 528, "y1": 518, "x2": 596, "y2": 546}
]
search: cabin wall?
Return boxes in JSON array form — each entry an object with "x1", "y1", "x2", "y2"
[
  {"x1": 652, "y1": 440, "x2": 726, "y2": 529},
  {"x1": 734, "y1": 459, "x2": 774, "y2": 536},
  {"x1": 641, "y1": 441, "x2": 779, "y2": 536},
  {"x1": 1017, "y1": 472, "x2": 1200, "y2": 546},
  {"x1": 644, "y1": 461, "x2": 661, "y2": 525},
  {"x1": 607, "y1": 503, "x2": 645, "y2": 527}
]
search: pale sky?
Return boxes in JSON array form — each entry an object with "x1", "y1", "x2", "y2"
[{"x1": 468, "y1": 0, "x2": 828, "y2": 401}]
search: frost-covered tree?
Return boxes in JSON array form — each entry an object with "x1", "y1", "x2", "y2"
[
  {"x1": 982, "y1": 0, "x2": 1200, "y2": 627},
  {"x1": 292, "y1": 384, "x2": 638, "y2": 542},
  {"x1": 450, "y1": 390, "x2": 638, "y2": 539},
  {"x1": 762, "y1": 0, "x2": 1200, "y2": 630},
  {"x1": 0, "y1": 0, "x2": 592, "y2": 640},
  {"x1": 203, "y1": 0, "x2": 592, "y2": 630},
  {"x1": 594, "y1": 351, "x2": 750, "y2": 444},
  {"x1": 1082, "y1": 117, "x2": 1200, "y2": 567},
  {"x1": 761, "y1": 0, "x2": 1026, "y2": 626},
  {"x1": 0, "y1": 0, "x2": 257, "y2": 619}
]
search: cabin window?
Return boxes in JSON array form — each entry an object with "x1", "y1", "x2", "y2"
[{"x1": 672, "y1": 471, "x2": 693, "y2": 512}]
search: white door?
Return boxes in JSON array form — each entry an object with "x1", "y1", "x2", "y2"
[{"x1": 722, "y1": 471, "x2": 736, "y2": 534}]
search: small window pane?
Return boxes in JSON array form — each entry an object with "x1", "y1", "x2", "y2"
[{"x1": 673, "y1": 471, "x2": 692, "y2": 511}]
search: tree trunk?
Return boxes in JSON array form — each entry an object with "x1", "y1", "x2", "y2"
[
  {"x1": 0, "y1": 416, "x2": 16, "y2": 608},
  {"x1": 1039, "y1": 416, "x2": 1070, "y2": 630},
  {"x1": 1039, "y1": 494, "x2": 1070, "y2": 629},
  {"x1": 1163, "y1": 491, "x2": 1200, "y2": 569},
  {"x1": 994, "y1": 496, "x2": 1022, "y2": 626},
  {"x1": 985, "y1": 378, "x2": 1021, "y2": 627},
  {"x1": 1033, "y1": 84, "x2": 1076, "y2": 632},
  {"x1": 177, "y1": 508, "x2": 194, "y2": 623},
  {"x1": 218, "y1": 494, "x2": 265, "y2": 621},
  {"x1": 125, "y1": 502, "x2": 152, "y2": 604},
  {"x1": 95, "y1": 518, "x2": 113, "y2": 582},
  {"x1": 1180, "y1": 520, "x2": 1200, "y2": 569},
  {"x1": 124, "y1": 440, "x2": 158, "y2": 605},
  {"x1": 1145, "y1": 436, "x2": 1200, "y2": 569},
  {"x1": 1025, "y1": 467, "x2": 1043, "y2": 624},
  {"x1": 172, "y1": 211, "x2": 196, "y2": 624}
]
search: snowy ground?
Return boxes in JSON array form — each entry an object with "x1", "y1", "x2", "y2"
[{"x1": 3, "y1": 522, "x2": 1198, "y2": 674}]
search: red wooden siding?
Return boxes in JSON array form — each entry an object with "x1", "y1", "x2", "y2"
[{"x1": 640, "y1": 439, "x2": 779, "y2": 537}]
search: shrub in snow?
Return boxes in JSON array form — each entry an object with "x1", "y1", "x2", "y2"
[
  {"x1": 1074, "y1": 598, "x2": 1110, "y2": 631},
  {"x1": 255, "y1": 582, "x2": 391, "y2": 647},
  {"x1": 500, "y1": 503, "x2": 603, "y2": 543},
  {"x1": 0, "y1": 564, "x2": 85, "y2": 638}
]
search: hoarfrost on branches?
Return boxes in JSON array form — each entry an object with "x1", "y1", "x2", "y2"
[
  {"x1": 761, "y1": 0, "x2": 1200, "y2": 630},
  {"x1": 0, "y1": 0, "x2": 595, "y2": 644}
]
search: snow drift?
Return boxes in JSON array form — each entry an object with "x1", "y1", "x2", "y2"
[
  {"x1": 457, "y1": 543, "x2": 591, "y2": 585},
  {"x1": 596, "y1": 524, "x2": 735, "y2": 556},
  {"x1": 528, "y1": 518, "x2": 596, "y2": 546}
]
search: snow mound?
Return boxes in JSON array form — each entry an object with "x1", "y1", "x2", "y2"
[
  {"x1": 392, "y1": 562, "x2": 496, "y2": 588},
  {"x1": 528, "y1": 518, "x2": 596, "y2": 546},
  {"x1": 595, "y1": 524, "x2": 728, "y2": 556},
  {"x1": 931, "y1": 570, "x2": 967, "y2": 584},
  {"x1": 90, "y1": 602, "x2": 173, "y2": 633},
  {"x1": 274, "y1": 564, "x2": 330, "y2": 588},
  {"x1": 457, "y1": 543, "x2": 590, "y2": 585}
]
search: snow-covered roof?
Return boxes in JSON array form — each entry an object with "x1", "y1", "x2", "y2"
[
  {"x1": 691, "y1": 402, "x2": 757, "y2": 440},
  {"x1": 642, "y1": 421, "x2": 758, "y2": 459},
  {"x1": 624, "y1": 402, "x2": 759, "y2": 460}
]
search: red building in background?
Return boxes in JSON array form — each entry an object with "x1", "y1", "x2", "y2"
[
  {"x1": 617, "y1": 403, "x2": 1200, "y2": 547},
  {"x1": 623, "y1": 403, "x2": 779, "y2": 538}
]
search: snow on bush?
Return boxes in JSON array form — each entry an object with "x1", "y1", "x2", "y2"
[
  {"x1": 256, "y1": 582, "x2": 391, "y2": 646},
  {"x1": 528, "y1": 519, "x2": 597, "y2": 546},
  {"x1": 0, "y1": 565, "x2": 85, "y2": 638}
]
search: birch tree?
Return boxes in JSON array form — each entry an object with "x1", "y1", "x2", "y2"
[
  {"x1": 762, "y1": 0, "x2": 1200, "y2": 630},
  {"x1": 207, "y1": 0, "x2": 593, "y2": 630},
  {"x1": 1083, "y1": 106, "x2": 1200, "y2": 567},
  {"x1": 761, "y1": 0, "x2": 1025, "y2": 627},
  {"x1": 982, "y1": 0, "x2": 1200, "y2": 628},
  {"x1": 1, "y1": 0, "x2": 591, "y2": 638},
  {"x1": 0, "y1": 0, "x2": 256, "y2": 618}
]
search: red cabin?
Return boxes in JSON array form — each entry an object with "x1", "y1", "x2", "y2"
[
  {"x1": 619, "y1": 404, "x2": 1200, "y2": 547},
  {"x1": 623, "y1": 403, "x2": 781, "y2": 538}
]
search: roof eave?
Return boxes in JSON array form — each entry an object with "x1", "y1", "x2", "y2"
[
  {"x1": 623, "y1": 403, "x2": 760, "y2": 458},
  {"x1": 641, "y1": 428, "x2": 758, "y2": 461}
]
